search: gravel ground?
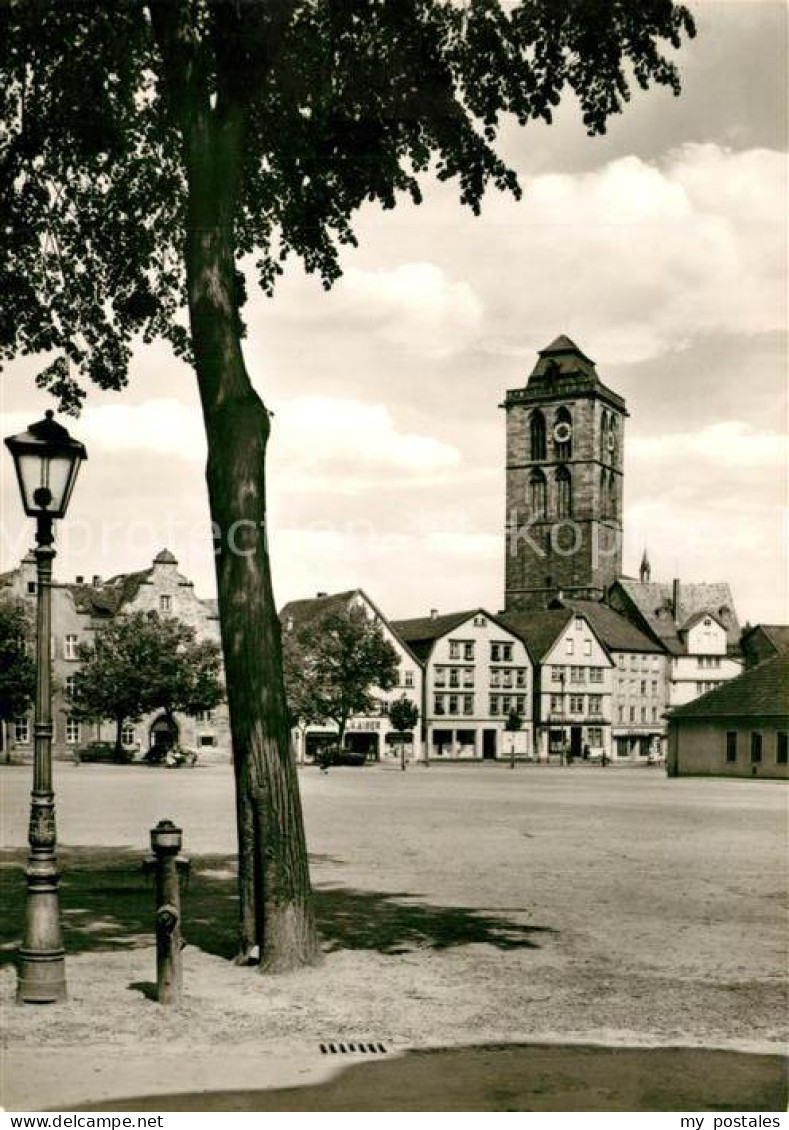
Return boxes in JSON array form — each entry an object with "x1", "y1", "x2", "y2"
[{"x1": 1, "y1": 762, "x2": 786, "y2": 1110}]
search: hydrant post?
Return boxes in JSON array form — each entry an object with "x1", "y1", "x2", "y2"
[{"x1": 150, "y1": 819, "x2": 183, "y2": 1005}]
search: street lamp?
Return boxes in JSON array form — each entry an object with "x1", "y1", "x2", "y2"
[{"x1": 4, "y1": 409, "x2": 87, "y2": 1003}]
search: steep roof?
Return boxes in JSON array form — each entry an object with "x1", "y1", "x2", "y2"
[
  {"x1": 390, "y1": 609, "x2": 481, "y2": 662},
  {"x1": 562, "y1": 599, "x2": 664, "y2": 654},
  {"x1": 500, "y1": 609, "x2": 575, "y2": 662},
  {"x1": 668, "y1": 654, "x2": 789, "y2": 720},
  {"x1": 153, "y1": 548, "x2": 178, "y2": 565},
  {"x1": 280, "y1": 590, "x2": 358, "y2": 631},
  {"x1": 69, "y1": 569, "x2": 152, "y2": 617},
  {"x1": 741, "y1": 624, "x2": 789, "y2": 660},
  {"x1": 502, "y1": 334, "x2": 626, "y2": 413},
  {"x1": 614, "y1": 579, "x2": 741, "y2": 656}
]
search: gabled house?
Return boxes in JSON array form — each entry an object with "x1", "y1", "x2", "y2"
[
  {"x1": 280, "y1": 589, "x2": 423, "y2": 763},
  {"x1": 740, "y1": 624, "x2": 789, "y2": 670},
  {"x1": 503, "y1": 608, "x2": 614, "y2": 761},
  {"x1": 391, "y1": 609, "x2": 534, "y2": 760}
]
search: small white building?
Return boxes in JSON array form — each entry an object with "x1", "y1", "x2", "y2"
[
  {"x1": 504, "y1": 608, "x2": 614, "y2": 761},
  {"x1": 280, "y1": 590, "x2": 423, "y2": 763},
  {"x1": 392, "y1": 609, "x2": 534, "y2": 761},
  {"x1": 668, "y1": 611, "x2": 743, "y2": 708}
]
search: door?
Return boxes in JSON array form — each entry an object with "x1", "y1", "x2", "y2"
[
  {"x1": 482, "y1": 729, "x2": 497, "y2": 760},
  {"x1": 570, "y1": 726, "x2": 583, "y2": 760}
]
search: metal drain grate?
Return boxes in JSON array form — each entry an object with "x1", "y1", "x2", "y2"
[{"x1": 320, "y1": 1042, "x2": 388, "y2": 1055}]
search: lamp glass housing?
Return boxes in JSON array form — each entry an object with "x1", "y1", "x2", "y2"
[{"x1": 4, "y1": 412, "x2": 87, "y2": 519}]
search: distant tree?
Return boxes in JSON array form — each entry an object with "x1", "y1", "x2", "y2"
[
  {"x1": 286, "y1": 605, "x2": 399, "y2": 755},
  {"x1": 0, "y1": 601, "x2": 35, "y2": 760},
  {"x1": 70, "y1": 611, "x2": 224, "y2": 759},
  {"x1": 388, "y1": 696, "x2": 420, "y2": 772}
]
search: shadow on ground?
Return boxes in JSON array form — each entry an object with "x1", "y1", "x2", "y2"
[
  {"x1": 71, "y1": 1044, "x2": 789, "y2": 1113},
  {"x1": 0, "y1": 848, "x2": 552, "y2": 963}
]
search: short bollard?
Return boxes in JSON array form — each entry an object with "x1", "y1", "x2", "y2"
[{"x1": 150, "y1": 819, "x2": 183, "y2": 1006}]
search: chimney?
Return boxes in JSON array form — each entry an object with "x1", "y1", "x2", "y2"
[
  {"x1": 75, "y1": 575, "x2": 84, "y2": 585},
  {"x1": 430, "y1": 609, "x2": 438, "y2": 619},
  {"x1": 316, "y1": 591, "x2": 327, "y2": 599},
  {"x1": 672, "y1": 578, "x2": 681, "y2": 621},
  {"x1": 92, "y1": 574, "x2": 101, "y2": 587}
]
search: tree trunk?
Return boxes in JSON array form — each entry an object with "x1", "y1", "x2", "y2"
[
  {"x1": 114, "y1": 715, "x2": 124, "y2": 762},
  {"x1": 182, "y1": 106, "x2": 319, "y2": 971}
]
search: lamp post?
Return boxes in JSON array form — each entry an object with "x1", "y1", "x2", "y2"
[{"x1": 4, "y1": 410, "x2": 87, "y2": 1003}]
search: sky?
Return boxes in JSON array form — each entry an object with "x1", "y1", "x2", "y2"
[{"x1": 1, "y1": 0, "x2": 787, "y2": 626}]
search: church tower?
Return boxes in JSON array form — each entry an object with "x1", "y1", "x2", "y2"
[{"x1": 503, "y1": 335, "x2": 627, "y2": 611}]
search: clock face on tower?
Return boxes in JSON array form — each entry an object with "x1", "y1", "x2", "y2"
[{"x1": 554, "y1": 421, "x2": 572, "y2": 444}]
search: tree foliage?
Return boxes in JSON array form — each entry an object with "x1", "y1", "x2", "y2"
[
  {"x1": 0, "y1": 600, "x2": 35, "y2": 725},
  {"x1": 70, "y1": 610, "x2": 224, "y2": 755},
  {"x1": 1, "y1": 0, "x2": 694, "y2": 410},
  {"x1": 388, "y1": 695, "x2": 419, "y2": 736},
  {"x1": 283, "y1": 604, "x2": 400, "y2": 748}
]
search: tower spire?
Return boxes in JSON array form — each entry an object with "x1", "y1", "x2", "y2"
[{"x1": 639, "y1": 547, "x2": 651, "y2": 584}]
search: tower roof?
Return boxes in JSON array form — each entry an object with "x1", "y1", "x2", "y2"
[
  {"x1": 153, "y1": 548, "x2": 178, "y2": 565},
  {"x1": 502, "y1": 335, "x2": 627, "y2": 413}
]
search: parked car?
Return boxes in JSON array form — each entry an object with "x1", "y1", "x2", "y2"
[
  {"x1": 75, "y1": 741, "x2": 135, "y2": 765},
  {"x1": 315, "y1": 746, "x2": 367, "y2": 768}
]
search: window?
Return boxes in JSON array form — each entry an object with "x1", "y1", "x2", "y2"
[
  {"x1": 65, "y1": 716, "x2": 80, "y2": 745},
  {"x1": 587, "y1": 727, "x2": 603, "y2": 747},
  {"x1": 530, "y1": 410, "x2": 547, "y2": 461},
  {"x1": 589, "y1": 668, "x2": 603, "y2": 683},
  {"x1": 777, "y1": 733, "x2": 788, "y2": 765},
  {"x1": 640, "y1": 681, "x2": 647, "y2": 695},
  {"x1": 404, "y1": 671, "x2": 414, "y2": 688},
  {"x1": 556, "y1": 466, "x2": 572, "y2": 518},
  {"x1": 490, "y1": 643, "x2": 501, "y2": 662},
  {"x1": 750, "y1": 732, "x2": 762, "y2": 763},
  {"x1": 652, "y1": 657, "x2": 660, "y2": 671},
  {"x1": 641, "y1": 706, "x2": 647, "y2": 722},
  {"x1": 448, "y1": 695, "x2": 459, "y2": 716},
  {"x1": 554, "y1": 407, "x2": 572, "y2": 459},
  {"x1": 14, "y1": 717, "x2": 30, "y2": 743},
  {"x1": 529, "y1": 469, "x2": 547, "y2": 519},
  {"x1": 516, "y1": 668, "x2": 527, "y2": 688},
  {"x1": 570, "y1": 666, "x2": 585, "y2": 684},
  {"x1": 464, "y1": 642, "x2": 475, "y2": 661},
  {"x1": 618, "y1": 706, "x2": 624, "y2": 722},
  {"x1": 630, "y1": 706, "x2": 636, "y2": 723},
  {"x1": 600, "y1": 409, "x2": 609, "y2": 460},
  {"x1": 434, "y1": 668, "x2": 447, "y2": 688},
  {"x1": 617, "y1": 655, "x2": 625, "y2": 669},
  {"x1": 449, "y1": 669, "x2": 460, "y2": 689},
  {"x1": 725, "y1": 732, "x2": 737, "y2": 763},
  {"x1": 651, "y1": 681, "x2": 658, "y2": 696},
  {"x1": 502, "y1": 696, "x2": 512, "y2": 715},
  {"x1": 490, "y1": 669, "x2": 501, "y2": 688},
  {"x1": 65, "y1": 675, "x2": 77, "y2": 697},
  {"x1": 463, "y1": 695, "x2": 474, "y2": 716},
  {"x1": 64, "y1": 634, "x2": 78, "y2": 660},
  {"x1": 490, "y1": 696, "x2": 499, "y2": 715},
  {"x1": 569, "y1": 695, "x2": 584, "y2": 714},
  {"x1": 196, "y1": 709, "x2": 213, "y2": 723},
  {"x1": 159, "y1": 595, "x2": 172, "y2": 614},
  {"x1": 566, "y1": 639, "x2": 574, "y2": 655},
  {"x1": 550, "y1": 695, "x2": 563, "y2": 713},
  {"x1": 473, "y1": 615, "x2": 486, "y2": 628},
  {"x1": 652, "y1": 707, "x2": 658, "y2": 722},
  {"x1": 502, "y1": 643, "x2": 513, "y2": 662},
  {"x1": 502, "y1": 670, "x2": 513, "y2": 688},
  {"x1": 434, "y1": 695, "x2": 445, "y2": 715},
  {"x1": 515, "y1": 696, "x2": 525, "y2": 714},
  {"x1": 583, "y1": 640, "x2": 592, "y2": 656},
  {"x1": 449, "y1": 641, "x2": 461, "y2": 660},
  {"x1": 463, "y1": 668, "x2": 474, "y2": 688},
  {"x1": 199, "y1": 735, "x2": 216, "y2": 747},
  {"x1": 27, "y1": 581, "x2": 36, "y2": 594},
  {"x1": 630, "y1": 655, "x2": 637, "y2": 668},
  {"x1": 588, "y1": 695, "x2": 602, "y2": 713},
  {"x1": 121, "y1": 724, "x2": 136, "y2": 746},
  {"x1": 552, "y1": 666, "x2": 563, "y2": 683}
]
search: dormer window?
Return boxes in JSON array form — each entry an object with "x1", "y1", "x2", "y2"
[{"x1": 160, "y1": 595, "x2": 172, "y2": 614}]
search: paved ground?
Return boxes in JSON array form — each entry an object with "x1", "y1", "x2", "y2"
[{"x1": 1, "y1": 762, "x2": 786, "y2": 1111}]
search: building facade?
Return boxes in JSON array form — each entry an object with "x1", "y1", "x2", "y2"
[
  {"x1": 0, "y1": 549, "x2": 230, "y2": 762},
  {"x1": 503, "y1": 335, "x2": 627, "y2": 612},
  {"x1": 392, "y1": 609, "x2": 534, "y2": 760},
  {"x1": 503, "y1": 608, "x2": 614, "y2": 761}
]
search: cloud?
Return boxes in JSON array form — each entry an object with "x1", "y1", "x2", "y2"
[{"x1": 629, "y1": 421, "x2": 787, "y2": 469}]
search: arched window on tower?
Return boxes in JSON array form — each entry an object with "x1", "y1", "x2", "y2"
[
  {"x1": 529, "y1": 468, "x2": 547, "y2": 518},
  {"x1": 530, "y1": 410, "x2": 546, "y2": 462},
  {"x1": 600, "y1": 466, "x2": 609, "y2": 519},
  {"x1": 600, "y1": 410, "x2": 609, "y2": 461},
  {"x1": 609, "y1": 415, "x2": 619, "y2": 465},
  {"x1": 556, "y1": 465, "x2": 572, "y2": 518},
  {"x1": 554, "y1": 406, "x2": 572, "y2": 460},
  {"x1": 608, "y1": 470, "x2": 618, "y2": 520}
]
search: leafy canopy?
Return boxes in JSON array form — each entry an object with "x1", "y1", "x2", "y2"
[
  {"x1": 283, "y1": 603, "x2": 400, "y2": 733},
  {"x1": 388, "y1": 695, "x2": 419, "y2": 734},
  {"x1": 69, "y1": 609, "x2": 225, "y2": 725},
  {"x1": 0, "y1": 0, "x2": 694, "y2": 412},
  {"x1": 0, "y1": 601, "x2": 35, "y2": 723}
]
